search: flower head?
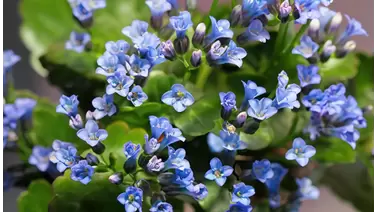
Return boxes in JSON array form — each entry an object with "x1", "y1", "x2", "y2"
[
  {"x1": 207, "y1": 41, "x2": 247, "y2": 68},
  {"x1": 49, "y1": 140, "x2": 78, "y2": 172},
  {"x1": 337, "y1": 15, "x2": 368, "y2": 44},
  {"x1": 232, "y1": 182, "x2": 255, "y2": 205},
  {"x1": 302, "y1": 89, "x2": 326, "y2": 108},
  {"x1": 117, "y1": 186, "x2": 143, "y2": 212},
  {"x1": 207, "y1": 130, "x2": 247, "y2": 153},
  {"x1": 147, "y1": 155, "x2": 165, "y2": 172},
  {"x1": 71, "y1": 2, "x2": 93, "y2": 22},
  {"x1": 247, "y1": 98, "x2": 278, "y2": 121},
  {"x1": 28, "y1": 146, "x2": 52, "y2": 172},
  {"x1": 252, "y1": 159, "x2": 274, "y2": 183},
  {"x1": 145, "y1": 46, "x2": 166, "y2": 66},
  {"x1": 77, "y1": 120, "x2": 108, "y2": 146},
  {"x1": 204, "y1": 17, "x2": 234, "y2": 47},
  {"x1": 105, "y1": 40, "x2": 130, "y2": 63},
  {"x1": 292, "y1": 35, "x2": 319, "y2": 58},
  {"x1": 161, "y1": 84, "x2": 194, "y2": 112},
  {"x1": 4, "y1": 50, "x2": 20, "y2": 71},
  {"x1": 125, "y1": 54, "x2": 151, "y2": 78},
  {"x1": 56, "y1": 95, "x2": 79, "y2": 117},
  {"x1": 163, "y1": 146, "x2": 190, "y2": 171},
  {"x1": 106, "y1": 69, "x2": 134, "y2": 97},
  {"x1": 65, "y1": 31, "x2": 91, "y2": 53},
  {"x1": 144, "y1": 134, "x2": 160, "y2": 155},
  {"x1": 241, "y1": 80, "x2": 266, "y2": 108},
  {"x1": 135, "y1": 32, "x2": 161, "y2": 56},
  {"x1": 227, "y1": 202, "x2": 252, "y2": 212},
  {"x1": 150, "y1": 201, "x2": 173, "y2": 212},
  {"x1": 146, "y1": 0, "x2": 172, "y2": 17},
  {"x1": 296, "y1": 178, "x2": 320, "y2": 200},
  {"x1": 242, "y1": 0, "x2": 269, "y2": 22},
  {"x1": 92, "y1": 94, "x2": 116, "y2": 120},
  {"x1": 124, "y1": 142, "x2": 141, "y2": 160},
  {"x1": 70, "y1": 160, "x2": 94, "y2": 184},
  {"x1": 265, "y1": 163, "x2": 289, "y2": 208},
  {"x1": 96, "y1": 52, "x2": 120, "y2": 76},
  {"x1": 285, "y1": 138, "x2": 316, "y2": 167},
  {"x1": 220, "y1": 92, "x2": 237, "y2": 112},
  {"x1": 297, "y1": 64, "x2": 321, "y2": 88},
  {"x1": 122, "y1": 20, "x2": 149, "y2": 44},
  {"x1": 127, "y1": 86, "x2": 148, "y2": 107},
  {"x1": 149, "y1": 116, "x2": 186, "y2": 151},
  {"x1": 239, "y1": 19, "x2": 270, "y2": 43},
  {"x1": 169, "y1": 11, "x2": 193, "y2": 39},
  {"x1": 204, "y1": 157, "x2": 233, "y2": 186},
  {"x1": 272, "y1": 71, "x2": 301, "y2": 110}
]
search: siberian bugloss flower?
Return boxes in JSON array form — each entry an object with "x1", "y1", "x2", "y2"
[
  {"x1": 117, "y1": 186, "x2": 143, "y2": 212},
  {"x1": 124, "y1": 142, "x2": 141, "y2": 160},
  {"x1": 163, "y1": 147, "x2": 190, "y2": 171},
  {"x1": 161, "y1": 84, "x2": 195, "y2": 112},
  {"x1": 96, "y1": 52, "x2": 120, "y2": 76},
  {"x1": 106, "y1": 69, "x2": 134, "y2": 97},
  {"x1": 122, "y1": 20, "x2": 149, "y2": 45},
  {"x1": 292, "y1": 35, "x2": 319, "y2": 58},
  {"x1": 186, "y1": 183, "x2": 208, "y2": 200},
  {"x1": 65, "y1": 31, "x2": 91, "y2": 53},
  {"x1": 302, "y1": 89, "x2": 326, "y2": 108},
  {"x1": 273, "y1": 71, "x2": 301, "y2": 110},
  {"x1": 77, "y1": 120, "x2": 108, "y2": 147},
  {"x1": 337, "y1": 15, "x2": 368, "y2": 44},
  {"x1": 125, "y1": 54, "x2": 151, "y2": 78},
  {"x1": 241, "y1": 80, "x2": 266, "y2": 108},
  {"x1": 207, "y1": 41, "x2": 247, "y2": 68},
  {"x1": 150, "y1": 200, "x2": 173, "y2": 212},
  {"x1": 28, "y1": 146, "x2": 52, "y2": 172},
  {"x1": 285, "y1": 138, "x2": 316, "y2": 167},
  {"x1": 69, "y1": 114, "x2": 84, "y2": 130},
  {"x1": 296, "y1": 178, "x2": 320, "y2": 200},
  {"x1": 56, "y1": 95, "x2": 79, "y2": 117},
  {"x1": 144, "y1": 134, "x2": 160, "y2": 155},
  {"x1": 265, "y1": 163, "x2": 289, "y2": 208},
  {"x1": 204, "y1": 157, "x2": 233, "y2": 186},
  {"x1": 207, "y1": 130, "x2": 247, "y2": 153},
  {"x1": 231, "y1": 182, "x2": 255, "y2": 205},
  {"x1": 161, "y1": 40, "x2": 176, "y2": 61},
  {"x1": 145, "y1": 46, "x2": 166, "y2": 66},
  {"x1": 242, "y1": 0, "x2": 268, "y2": 23},
  {"x1": 297, "y1": 64, "x2": 321, "y2": 88},
  {"x1": 3, "y1": 50, "x2": 20, "y2": 71},
  {"x1": 127, "y1": 86, "x2": 148, "y2": 107},
  {"x1": 220, "y1": 91, "x2": 237, "y2": 120},
  {"x1": 227, "y1": 202, "x2": 252, "y2": 212},
  {"x1": 105, "y1": 40, "x2": 129, "y2": 63},
  {"x1": 147, "y1": 155, "x2": 165, "y2": 172},
  {"x1": 238, "y1": 19, "x2": 270, "y2": 44},
  {"x1": 169, "y1": 11, "x2": 193, "y2": 39},
  {"x1": 204, "y1": 17, "x2": 233, "y2": 47},
  {"x1": 92, "y1": 94, "x2": 116, "y2": 120},
  {"x1": 247, "y1": 98, "x2": 278, "y2": 121},
  {"x1": 252, "y1": 159, "x2": 274, "y2": 183},
  {"x1": 70, "y1": 160, "x2": 94, "y2": 185},
  {"x1": 49, "y1": 140, "x2": 78, "y2": 172},
  {"x1": 145, "y1": 0, "x2": 172, "y2": 17}
]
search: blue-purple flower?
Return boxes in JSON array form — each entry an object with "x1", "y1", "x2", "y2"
[
  {"x1": 56, "y1": 95, "x2": 79, "y2": 117},
  {"x1": 125, "y1": 54, "x2": 151, "y2": 78},
  {"x1": 149, "y1": 116, "x2": 186, "y2": 151},
  {"x1": 265, "y1": 163, "x2": 289, "y2": 208},
  {"x1": 163, "y1": 146, "x2": 190, "y2": 171},
  {"x1": 71, "y1": 2, "x2": 92, "y2": 22},
  {"x1": 169, "y1": 11, "x2": 193, "y2": 39},
  {"x1": 65, "y1": 31, "x2": 91, "y2": 53},
  {"x1": 145, "y1": 46, "x2": 166, "y2": 66},
  {"x1": 186, "y1": 183, "x2": 208, "y2": 200},
  {"x1": 105, "y1": 40, "x2": 129, "y2": 63},
  {"x1": 106, "y1": 69, "x2": 134, "y2": 97},
  {"x1": 150, "y1": 201, "x2": 173, "y2": 212},
  {"x1": 273, "y1": 71, "x2": 301, "y2": 110},
  {"x1": 242, "y1": 0, "x2": 269, "y2": 22},
  {"x1": 92, "y1": 94, "x2": 116, "y2": 120},
  {"x1": 127, "y1": 86, "x2": 148, "y2": 107},
  {"x1": 207, "y1": 40, "x2": 247, "y2": 68},
  {"x1": 161, "y1": 84, "x2": 194, "y2": 112},
  {"x1": 69, "y1": 114, "x2": 84, "y2": 130},
  {"x1": 96, "y1": 52, "x2": 120, "y2": 76},
  {"x1": 147, "y1": 155, "x2": 165, "y2": 172},
  {"x1": 117, "y1": 186, "x2": 143, "y2": 212},
  {"x1": 3, "y1": 50, "x2": 20, "y2": 71},
  {"x1": 220, "y1": 92, "x2": 237, "y2": 112},
  {"x1": 247, "y1": 98, "x2": 278, "y2": 121},
  {"x1": 159, "y1": 168, "x2": 194, "y2": 188},
  {"x1": 239, "y1": 19, "x2": 270, "y2": 43},
  {"x1": 302, "y1": 89, "x2": 326, "y2": 108},
  {"x1": 292, "y1": 35, "x2": 319, "y2": 58},
  {"x1": 207, "y1": 130, "x2": 247, "y2": 153},
  {"x1": 252, "y1": 159, "x2": 274, "y2": 183},
  {"x1": 136, "y1": 32, "x2": 161, "y2": 56},
  {"x1": 337, "y1": 15, "x2": 368, "y2": 44},
  {"x1": 296, "y1": 178, "x2": 320, "y2": 200},
  {"x1": 124, "y1": 142, "x2": 141, "y2": 160},
  {"x1": 297, "y1": 64, "x2": 321, "y2": 87},
  {"x1": 49, "y1": 140, "x2": 78, "y2": 172},
  {"x1": 204, "y1": 157, "x2": 233, "y2": 186},
  {"x1": 122, "y1": 20, "x2": 149, "y2": 44},
  {"x1": 204, "y1": 17, "x2": 234, "y2": 47},
  {"x1": 70, "y1": 160, "x2": 94, "y2": 184},
  {"x1": 144, "y1": 134, "x2": 160, "y2": 155},
  {"x1": 285, "y1": 138, "x2": 316, "y2": 167},
  {"x1": 146, "y1": 0, "x2": 172, "y2": 17},
  {"x1": 28, "y1": 146, "x2": 52, "y2": 172},
  {"x1": 227, "y1": 202, "x2": 252, "y2": 212},
  {"x1": 241, "y1": 80, "x2": 266, "y2": 108},
  {"x1": 77, "y1": 120, "x2": 108, "y2": 146},
  {"x1": 4, "y1": 98, "x2": 37, "y2": 122},
  {"x1": 231, "y1": 182, "x2": 255, "y2": 205}
]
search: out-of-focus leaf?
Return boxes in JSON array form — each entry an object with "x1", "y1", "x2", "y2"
[
  {"x1": 17, "y1": 180, "x2": 53, "y2": 212},
  {"x1": 143, "y1": 71, "x2": 179, "y2": 102},
  {"x1": 320, "y1": 54, "x2": 359, "y2": 86},
  {"x1": 313, "y1": 138, "x2": 356, "y2": 163}
]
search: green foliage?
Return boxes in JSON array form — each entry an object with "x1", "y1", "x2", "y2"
[
  {"x1": 17, "y1": 180, "x2": 53, "y2": 212},
  {"x1": 313, "y1": 138, "x2": 356, "y2": 163}
]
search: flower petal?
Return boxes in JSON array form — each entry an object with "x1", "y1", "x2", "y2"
[{"x1": 210, "y1": 157, "x2": 222, "y2": 169}]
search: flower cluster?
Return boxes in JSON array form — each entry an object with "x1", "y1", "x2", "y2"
[{"x1": 68, "y1": 0, "x2": 106, "y2": 23}]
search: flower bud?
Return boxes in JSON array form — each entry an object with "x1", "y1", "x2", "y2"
[
  {"x1": 235, "y1": 112, "x2": 247, "y2": 127},
  {"x1": 92, "y1": 142, "x2": 105, "y2": 155},
  {"x1": 85, "y1": 153, "x2": 99, "y2": 166},
  {"x1": 69, "y1": 114, "x2": 83, "y2": 130},
  {"x1": 307, "y1": 53, "x2": 319, "y2": 64},
  {"x1": 192, "y1": 23, "x2": 206, "y2": 48},
  {"x1": 267, "y1": 0, "x2": 279, "y2": 16},
  {"x1": 243, "y1": 118, "x2": 260, "y2": 134},
  {"x1": 325, "y1": 12, "x2": 342, "y2": 34},
  {"x1": 308, "y1": 19, "x2": 320, "y2": 42},
  {"x1": 320, "y1": 40, "x2": 336, "y2": 62},
  {"x1": 150, "y1": 15, "x2": 163, "y2": 30},
  {"x1": 230, "y1": 5, "x2": 242, "y2": 27},
  {"x1": 292, "y1": 4, "x2": 300, "y2": 20},
  {"x1": 108, "y1": 172, "x2": 123, "y2": 185},
  {"x1": 161, "y1": 40, "x2": 176, "y2": 61},
  {"x1": 335, "y1": 40, "x2": 356, "y2": 58},
  {"x1": 174, "y1": 36, "x2": 190, "y2": 55},
  {"x1": 124, "y1": 158, "x2": 137, "y2": 173},
  {"x1": 278, "y1": 0, "x2": 292, "y2": 23},
  {"x1": 190, "y1": 50, "x2": 202, "y2": 67}
]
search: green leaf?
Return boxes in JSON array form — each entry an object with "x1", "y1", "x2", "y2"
[
  {"x1": 240, "y1": 123, "x2": 274, "y2": 150},
  {"x1": 17, "y1": 180, "x2": 53, "y2": 212},
  {"x1": 173, "y1": 95, "x2": 221, "y2": 137},
  {"x1": 199, "y1": 181, "x2": 231, "y2": 212},
  {"x1": 320, "y1": 54, "x2": 359, "y2": 86},
  {"x1": 49, "y1": 171, "x2": 124, "y2": 212},
  {"x1": 143, "y1": 71, "x2": 178, "y2": 102},
  {"x1": 313, "y1": 138, "x2": 356, "y2": 163}
]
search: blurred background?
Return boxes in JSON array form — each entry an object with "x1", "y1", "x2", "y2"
[{"x1": 4, "y1": 0, "x2": 374, "y2": 211}]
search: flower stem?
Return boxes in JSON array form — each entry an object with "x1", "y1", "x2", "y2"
[
  {"x1": 282, "y1": 20, "x2": 311, "y2": 55},
  {"x1": 273, "y1": 23, "x2": 289, "y2": 57},
  {"x1": 196, "y1": 64, "x2": 212, "y2": 90}
]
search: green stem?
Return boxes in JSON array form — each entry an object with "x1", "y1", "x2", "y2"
[
  {"x1": 285, "y1": 113, "x2": 300, "y2": 141},
  {"x1": 205, "y1": 0, "x2": 219, "y2": 27},
  {"x1": 196, "y1": 64, "x2": 212, "y2": 90},
  {"x1": 282, "y1": 20, "x2": 311, "y2": 55},
  {"x1": 183, "y1": 70, "x2": 191, "y2": 84},
  {"x1": 273, "y1": 23, "x2": 289, "y2": 56}
]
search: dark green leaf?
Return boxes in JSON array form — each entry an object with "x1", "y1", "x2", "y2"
[
  {"x1": 17, "y1": 180, "x2": 53, "y2": 212},
  {"x1": 320, "y1": 54, "x2": 359, "y2": 86},
  {"x1": 240, "y1": 124, "x2": 274, "y2": 150},
  {"x1": 313, "y1": 138, "x2": 356, "y2": 163},
  {"x1": 143, "y1": 71, "x2": 178, "y2": 102}
]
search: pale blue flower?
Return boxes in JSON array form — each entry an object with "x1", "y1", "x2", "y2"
[
  {"x1": 265, "y1": 163, "x2": 288, "y2": 208},
  {"x1": 134, "y1": 32, "x2": 161, "y2": 55},
  {"x1": 125, "y1": 54, "x2": 151, "y2": 78},
  {"x1": 169, "y1": 11, "x2": 193, "y2": 39},
  {"x1": 242, "y1": 0, "x2": 269, "y2": 22},
  {"x1": 106, "y1": 69, "x2": 134, "y2": 97},
  {"x1": 297, "y1": 64, "x2": 321, "y2": 88},
  {"x1": 124, "y1": 142, "x2": 141, "y2": 160},
  {"x1": 77, "y1": 120, "x2": 108, "y2": 146},
  {"x1": 117, "y1": 186, "x2": 143, "y2": 212},
  {"x1": 247, "y1": 98, "x2": 278, "y2": 121},
  {"x1": 204, "y1": 157, "x2": 233, "y2": 186},
  {"x1": 145, "y1": 46, "x2": 166, "y2": 66},
  {"x1": 204, "y1": 16, "x2": 234, "y2": 47},
  {"x1": 70, "y1": 160, "x2": 94, "y2": 184},
  {"x1": 49, "y1": 140, "x2": 78, "y2": 172},
  {"x1": 56, "y1": 95, "x2": 79, "y2": 117},
  {"x1": 92, "y1": 94, "x2": 117, "y2": 120},
  {"x1": 161, "y1": 84, "x2": 194, "y2": 112},
  {"x1": 28, "y1": 146, "x2": 52, "y2": 172},
  {"x1": 127, "y1": 86, "x2": 148, "y2": 107},
  {"x1": 96, "y1": 52, "x2": 124, "y2": 76},
  {"x1": 122, "y1": 20, "x2": 149, "y2": 44},
  {"x1": 146, "y1": 0, "x2": 172, "y2": 17},
  {"x1": 296, "y1": 178, "x2": 320, "y2": 200},
  {"x1": 241, "y1": 80, "x2": 266, "y2": 109},
  {"x1": 71, "y1": 2, "x2": 93, "y2": 22},
  {"x1": 3, "y1": 50, "x2": 20, "y2": 71},
  {"x1": 272, "y1": 71, "x2": 301, "y2": 110},
  {"x1": 227, "y1": 202, "x2": 252, "y2": 212},
  {"x1": 144, "y1": 134, "x2": 160, "y2": 155},
  {"x1": 252, "y1": 159, "x2": 274, "y2": 183},
  {"x1": 292, "y1": 35, "x2": 319, "y2": 58},
  {"x1": 105, "y1": 40, "x2": 130, "y2": 64},
  {"x1": 65, "y1": 31, "x2": 91, "y2": 53},
  {"x1": 337, "y1": 15, "x2": 368, "y2": 44},
  {"x1": 147, "y1": 155, "x2": 165, "y2": 172},
  {"x1": 207, "y1": 130, "x2": 247, "y2": 153},
  {"x1": 239, "y1": 19, "x2": 270, "y2": 43},
  {"x1": 163, "y1": 146, "x2": 190, "y2": 171},
  {"x1": 231, "y1": 182, "x2": 255, "y2": 205},
  {"x1": 285, "y1": 138, "x2": 316, "y2": 166},
  {"x1": 150, "y1": 201, "x2": 173, "y2": 212},
  {"x1": 207, "y1": 40, "x2": 247, "y2": 68}
]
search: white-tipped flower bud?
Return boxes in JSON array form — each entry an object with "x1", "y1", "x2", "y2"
[{"x1": 192, "y1": 23, "x2": 206, "y2": 48}]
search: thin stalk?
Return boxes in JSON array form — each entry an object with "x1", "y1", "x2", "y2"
[{"x1": 196, "y1": 64, "x2": 212, "y2": 90}]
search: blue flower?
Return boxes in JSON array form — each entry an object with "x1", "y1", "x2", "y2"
[
  {"x1": 56, "y1": 95, "x2": 79, "y2": 117},
  {"x1": 147, "y1": 155, "x2": 165, "y2": 172},
  {"x1": 106, "y1": 69, "x2": 134, "y2": 97},
  {"x1": 70, "y1": 160, "x2": 94, "y2": 184},
  {"x1": 149, "y1": 116, "x2": 186, "y2": 151},
  {"x1": 146, "y1": 0, "x2": 172, "y2": 17},
  {"x1": 49, "y1": 140, "x2": 78, "y2": 172},
  {"x1": 297, "y1": 64, "x2": 321, "y2": 87},
  {"x1": 272, "y1": 71, "x2": 301, "y2": 110},
  {"x1": 77, "y1": 120, "x2": 108, "y2": 146},
  {"x1": 163, "y1": 146, "x2": 190, "y2": 171},
  {"x1": 242, "y1": 0, "x2": 269, "y2": 22},
  {"x1": 134, "y1": 32, "x2": 161, "y2": 56},
  {"x1": 161, "y1": 84, "x2": 194, "y2": 112},
  {"x1": 71, "y1": 2, "x2": 93, "y2": 22},
  {"x1": 28, "y1": 146, "x2": 52, "y2": 172},
  {"x1": 239, "y1": 19, "x2": 270, "y2": 43},
  {"x1": 204, "y1": 17, "x2": 234, "y2": 47},
  {"x1": 293, "y1": 0, "x2": 321, "y2": 24},
  {"x1": 92, "y1": 94, "x2": 117, "y2": 120},
  {"x1": 167, "y1": 0, "x2": 178, "y2": 9},
  {"x1": 4, "y1": 98, "x2": 37, "y2": 122},
  {"x1": 145, "y1": 46, "x2": 166, "y2": 66},
  {"x1": 125, "y1": 54, "x2": 151, "y2": 78},
  {"x1": 204, "y1": 157, "x2": 233, "y2": 186},
  {"x1": 207, "y1": 130, "x2": 247, "y2": 153},
  {"x1": 169, "y1": 11, "x2": 193, "y2": 39},
  {"x1": 105, "y1": 40, "x2": 130, "y2": 64},
  {"x1": 144, "y1": 134, "x2": 160, "y2": 155},
  {"x1": 295, "y1": 9, "x2": 320, "y2": 25},
  {"x1": 159, "y1": 168, "x2": 195, "y2": 188},
  {"x1": 96, "y1": 51, "x2": 120, "y2": 76},
  {"x1": 117, "y1": 186, "x2": 143, "y2": 212},
  {"x1": 220, "y1": 92, "x2": 237, "y2": 112},
  {"x1": 285, "y1": 138, "x2": 316, "y2": 167},
  {"x1": 321, "y1": 0, "x2": 333, "y2": 6},
  {"x1": 252, "y1": 159, "x2": 274, "y2": 183},
  {"x1": 186, "y1": 183, "x2": 208, "y2": 200},
  {"x1": 81, "y1": 0, "x2": 106, "y2": 10},
  {"x1": 231, "y1": 182, "x2": 255, "y2": 205},
  {"x1": 302, "y1": 89, "x2": 326, "y2": 108},
  {"x1": 292, "y1": 35, "x2": 319, "y2": 58},
  {"x1": 241, "y1": 80, "x2": 266, "y2": 108},
  {"x1": 122, "y1": 20, "x2": 149, "y2": 44},
  {"x1": 3, "y1": 50, "x2": 20, "y2": 71},
  {"x1": 69, "y1": 114, "x2": 84, "y2": 130},
  {"x1": 150, "y1": 200, "x2": 173, "y2": 212},
  {"x1": 65, "y1": 31, "x2": 91, "y2": 53},
  {"x1": 337, "y1": 15, "x2": 368, "y2": 44},
  {"x1": 124, "y1": 141, "x2": 141, "y2": 160},
  {"x1": 207, "y1": 41, "x2": 247, "y2": 68},
  {"x1": 296, "y1": 178, "x2": 320, "y2": 200},
  {"x1": 127, "y1": 86, "x2": 148, "y2": 107},
  {"x1": 227, "y1": 202, "x2": 252, "y2": 212},
  {"x1": 265, "y1": 163, "x2": 288, "y2": 208},
  {"x1": 247, "y1": 98, "x2": 278, "y2": 121}
]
